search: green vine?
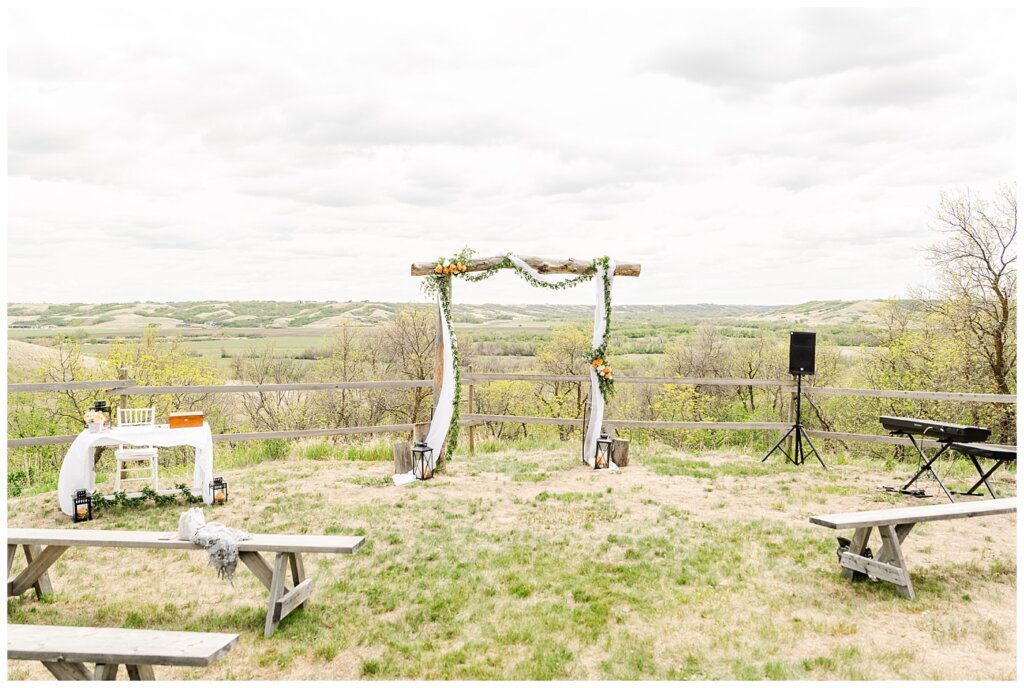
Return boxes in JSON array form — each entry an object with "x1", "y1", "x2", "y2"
[
  {"x1": 422, "y1": 249, "x2": 617, "y2": 462},
  {"x1": 586, "y1": 256, "x2": 615, "y2": 400},
  {"x1": 89, "y1": 483, "x2": 204, "y2": 514}
]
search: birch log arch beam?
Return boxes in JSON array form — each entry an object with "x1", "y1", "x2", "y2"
[
  {"x1": 399, "y1": 252, "x2": 641, "y2": 485},
  {"x1": 410, "y1": 256, "x2": 643, "y2": 277}
]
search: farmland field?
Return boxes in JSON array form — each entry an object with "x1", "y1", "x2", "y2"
[{"x1": 7, "y1": 299, "x2": 890, "y2": 379}]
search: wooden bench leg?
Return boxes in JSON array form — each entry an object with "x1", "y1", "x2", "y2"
[
  {"x1": 842, "y1": 527, "x2": 872, "y2": 581},
  {"x1": 8, "y1": 544, "x2": 16, "y2": 577},
  {"x1": 94, "y1": 663, "x2": 120, "y2": 680},
  {"x1": 894, "y1": 522, "x2": 915, "y2": 544},
  {"x1": 42, "y1": 660, "x2": 94, "y2": 680},
  {"x1": 838, "y1": 524, "x2": 915, "y2": 599},
  {"x1": 289, "y1": 553, "x2": 307, "y2": 610},
  {"x1": 9, "y1": 545, "x2": 67, "y2": 598},
  {"x1": 239, "y1": 551, "x2": 285, "y2": 592},
  {"x1": 240, "y1": 551, "x2": 313, "y2": 637},
  {"x1": 876, "y1": 524, "x2": 914, "y2": 599},
  {"x1": 264, "y1": 553, "x2": 290, "y2": 638},
  {"x1": 126, "y1": 664, "x2": 156, "y2": 680}
]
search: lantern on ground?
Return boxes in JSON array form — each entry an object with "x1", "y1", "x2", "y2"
[
  {"x1": 412, "y1": 441, "x2": 434, "y2": 480},
  {"x1": 73, "y1": 489, "x2": 93, "y2": 523},
  {"x1": 210, "y1": 477, "x2": 228, "y2": 504},
  {"x1": 595, "y1": 434, "x2": 613, "y2": 469}
]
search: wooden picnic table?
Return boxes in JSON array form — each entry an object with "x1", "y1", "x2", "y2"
[
  {"x1": 7, "y1": 624, "x2": 238, "y2": 680},
  {"x1": 8, "y1": 528, "x2": 364, "y2": 637}
]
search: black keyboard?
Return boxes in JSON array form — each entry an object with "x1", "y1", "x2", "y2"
[
  {"x1": 879, "y1": 416, "x2": 991, "y2": 444},
  {"x1": 950, "y1": 442, "x2": 1017, "y2": 462}
]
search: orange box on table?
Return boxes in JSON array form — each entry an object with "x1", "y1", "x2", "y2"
[{"x1": 168, "y1": 412, "x2": 205, "y2": 429}]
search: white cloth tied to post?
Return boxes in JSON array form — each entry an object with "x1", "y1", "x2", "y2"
[
  {"x1": 394, "y1": 287, "x2": 456, "y2": 487},
  {"x1": 178, "y1": 508, "x2": 250, "y2": 581},
  {"x1": 583, "y1": 258, "x2": 617, "y2": 469},
  {"x1": 57, "y1": 423, "x2": 215, "y2": 515},
  {"x1": 394, "y1": 255, "x2": 617, "y2": 484}
]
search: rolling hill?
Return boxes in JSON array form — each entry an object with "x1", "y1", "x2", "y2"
[{"x1": 7, "y1": 299, "x2": 897, "y2": 332}]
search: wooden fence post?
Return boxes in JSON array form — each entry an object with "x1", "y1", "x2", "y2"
[
  {"x1": 116, "y1": 367, "x2": 129, "y2": 412},
  {"x1": 611, "y1": 438, "x2": 630, "y2": 467},
  {"x1": 395, "y1": 422, "x2": 432, "y2": 474},
  {"x1": 413, "y1": 422, "x2": 429, "y2": 444},
  {"x1": 393, "y1": 442, "x2": 412, "y2": 474},
  {"x1": 96, "y1": 366, "x2": 131, "y2": 470},
  {"x1": 581, "y1": 401, "x2": 590, "y2": 463},
  {"x1": 467, "y1": 365, "x2": 475, "y2": 455}
]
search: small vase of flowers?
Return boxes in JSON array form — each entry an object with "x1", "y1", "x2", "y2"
[{"x1": 84, "y1": 409, "x2": 107, "y2": 433}]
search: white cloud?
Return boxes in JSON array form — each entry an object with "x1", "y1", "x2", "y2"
[{"x1": 6, "y1": 6, "x2": 1016, "y2": 305}]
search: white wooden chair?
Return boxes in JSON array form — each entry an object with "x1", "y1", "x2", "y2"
[{"x1": 113, "y1": 407, "x2": 159, "y2": 492}]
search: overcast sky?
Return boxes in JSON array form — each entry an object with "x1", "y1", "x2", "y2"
[{"x1": 7, "y1": 6, "x2": 1016, "y2": 306}]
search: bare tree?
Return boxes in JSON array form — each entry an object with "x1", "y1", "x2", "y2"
[
  {"x1": 535, "y1": 325, "x2": 590, "y2": 439},
  {"x1": 232, "y1": 345, "x2": 311, "y2": 430},
  {"x1": 919, "y1": 185, "x2": 1016, "y2": 397},
  {"x1": 727, "y1": 331, "x2": 781, "y2": 412},
  {"x1": 38, "y1": 335, "x2": 98, "y2": 427},
  {"x1": 377, "y1": 306, "x2": 436, "y2": 423}
]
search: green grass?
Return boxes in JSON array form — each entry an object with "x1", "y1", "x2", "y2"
[
  {"x1": 7, "y1": 445, "x2": 1016, "y2": 680},
  {"x1": 639, "y1": 454, "x2": 799, "y2": 479}
]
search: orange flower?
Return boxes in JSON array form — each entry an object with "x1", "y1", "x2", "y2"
[
  {"x1": 434, "y1": 265, "x2": 443, "y2": 274},
  {"x1": 592, "y1": 358, "x2": 603, "y2": 366}
]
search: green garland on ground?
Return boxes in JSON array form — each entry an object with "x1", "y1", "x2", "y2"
[
  {"x1": 89, "y1": 483, "x2": 204, "y2": 513},
  {"x1": 422, "y1": 249, "x2": 617, "y2": 461}
]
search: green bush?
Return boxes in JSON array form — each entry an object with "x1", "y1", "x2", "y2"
[{"x1": 8, "y1": 471, "x2": 28, "y2": 498}]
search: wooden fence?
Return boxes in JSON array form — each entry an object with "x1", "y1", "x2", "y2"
[{"x1": 7, "y1": 374, "x2": 1016, "y2": 450}]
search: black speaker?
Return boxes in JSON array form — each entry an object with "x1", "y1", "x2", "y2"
[{"x1": 789, "y1": 331, "x2": 816, "y2": 375}]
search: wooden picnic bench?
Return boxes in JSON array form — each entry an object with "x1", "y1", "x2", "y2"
[
  {"x1": 7, "y1": 528, "x2": 365, "y2": 638},
  {"x1": 810, "y1": 498, "x2": 1016, "y2": 599},
  {"x1": 7, "y1": 624, "x2": 238, "y2": 680}
]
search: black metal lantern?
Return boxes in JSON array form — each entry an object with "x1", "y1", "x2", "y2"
[
  {"x1": 73, "y1": 489, "x2": 93, "y2": 523},
  {"x1": 210, "y1": 477, "x2": 228, "y2": 504},
  {"x1": 91, "y1": 399, "x2": 111, "y2": 414},
  {"x1": 595, "y1": 434, "x2": 613, "y2": 469},
  {"x1": 412, "y1": 441, "x2": 434, "y2": 480}
]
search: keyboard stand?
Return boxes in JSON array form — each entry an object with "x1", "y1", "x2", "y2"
[{"x1": 884, "y1": 433, "x2": 956, "y2": 503}]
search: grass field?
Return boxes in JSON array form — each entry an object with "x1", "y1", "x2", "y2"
[{"x1": 7, "y1": 445, "x2": 1016, "y2": 680}]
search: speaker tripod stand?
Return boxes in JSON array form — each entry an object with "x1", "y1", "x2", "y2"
[{"x1": 761, "y1": 373, "x2": 827, "y2": 469}]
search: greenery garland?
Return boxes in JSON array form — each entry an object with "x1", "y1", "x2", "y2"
[
  {"x1": 89, "y1": 484, "x2": 204, "y2": 513},
  {"x1": 587, "y1": 256, "x2": 615, "y2": 400},
  {"x1": 423, "y1": 249, "x2": 616, "y2": 460}
]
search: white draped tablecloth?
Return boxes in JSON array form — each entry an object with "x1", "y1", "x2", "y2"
[{"x1": 57, "y1": 423, "x2": 215, "y2": 515}]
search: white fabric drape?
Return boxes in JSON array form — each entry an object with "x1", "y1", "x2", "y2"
[
  {"x1": 57, "y1": 424, "x2": 215, "y2": 515},
  {"x1": 583, "y1": 259, "x2": 615, "y2": 468},
  {"x1": 394, "y1": 293, "x2": 456, "y2": 486},
  {"x1": 425, "y1": 296, "x2": 456, "y2": 465}
]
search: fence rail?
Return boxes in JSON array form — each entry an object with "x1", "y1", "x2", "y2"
[
  {"x1": 9, "y1": 375, "x2": 1016, "y2": 403},
  {"x1": 7, "y1": 374, "x2": 1016, "y2": 448}
]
